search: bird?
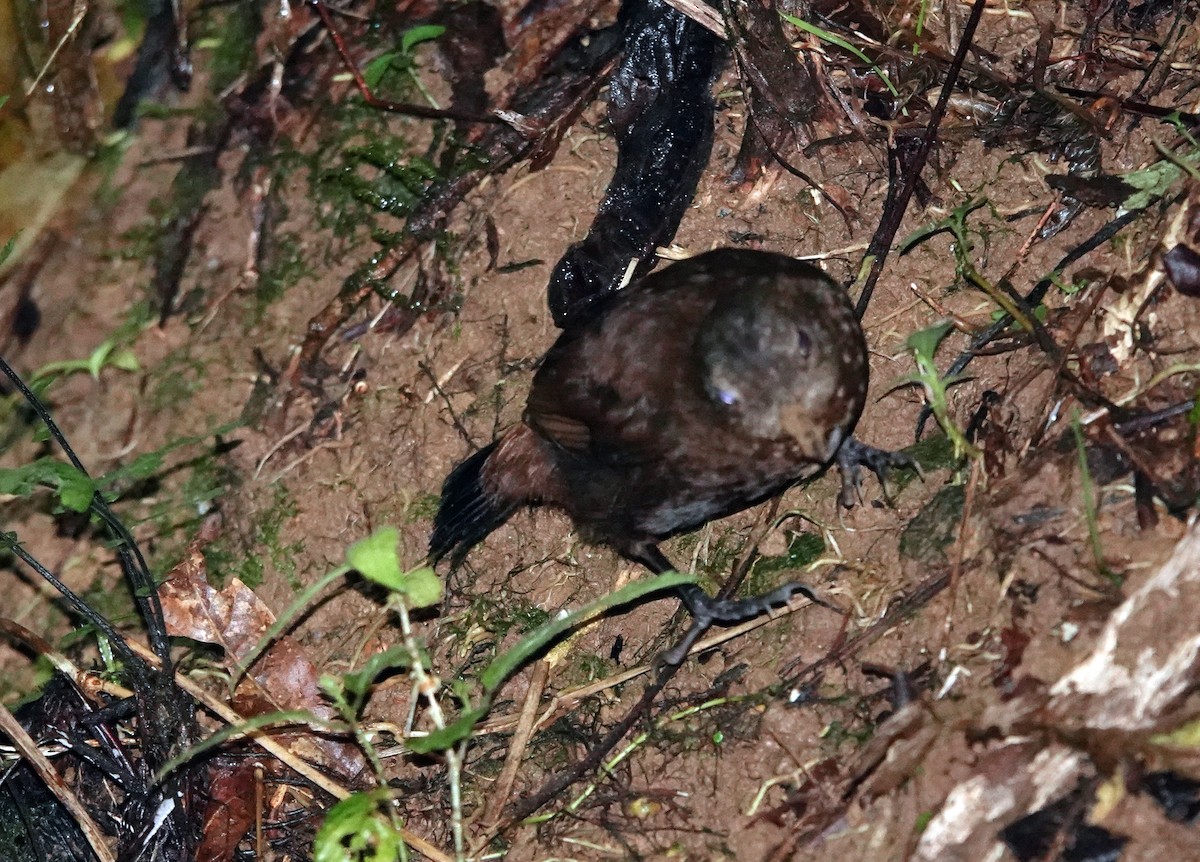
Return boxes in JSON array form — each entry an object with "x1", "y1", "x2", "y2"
[{"x1": 430, "y1": 248, "x2": 883, "y2": 661}]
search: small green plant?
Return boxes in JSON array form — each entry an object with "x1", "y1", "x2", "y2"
[
  {"x1": 0, "y1": 423, "x2": 236, "y2": 513},
  {"x1": 901, "y1": 197, "x2": 1041, "y2": 335},
  {"x1": 1070, "y1": 413, "x2": 1118, "y2": 584},
  {"x1": 360, "y1": 24, "x2": 447, "y2": 101},
  {"x1": 302, "y1": 530, "x2": 442, "y2": 860},
  {"x1": 315, "y1": 789, "x2": 409, "y2": 862},
  {"x1": 31, "y1": 337, "x2": 139, "y2": 386},
  {"x1": 900, "y1": 321, "x2": 979, "y2": 462},
  {"x1": 1119, "y1": 116, "x2": 1200, "y2": 211},
  {"x1": 214, "y1": 526, "x2": 691, "y2": 860}
]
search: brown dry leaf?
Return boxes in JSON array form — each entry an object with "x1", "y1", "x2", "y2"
[
  {"x1": 160, "y1": 544, "x2": 274, "y2": 663},
  {"x1": 1048, "y1": 522, "x2": 1200, "y2": 732},
  {"x1": 196, "y1": 759, "x2": 258, "y2": 862},
  {"x1": 160, "y1": 542, "x2": 367, "y2": 779},
  {"x1": 849, "y1": 703, "x2": 943, "y2": 802}
]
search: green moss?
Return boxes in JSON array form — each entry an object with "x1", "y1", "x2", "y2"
[
  {"x1": 148, "y1": 348, "x2": 207, "y2": 412},
  {"x1": 203, "y1": 3, "x2": 263, "y2": 93},
  {"x1": 205, "y1": 484, "x2": 303, "y2": 588},
  {"x1": 404, "y1": 492, "x2": 441, "y2": 524},
  {"x1": 819, "y1": 719, "x2": 875, "y2": 748},
  {"x1": 115, "y1": 203, "x2": 172, "y2": 264},
  {"x1": 752, "y1": 532, "x2": 825, "y2": 578},
  {"x1": 562, "y1": 652, "x2": 613, "y2": 687},
  {"x1": 254, "y1": 229, "x2": 313, "y2": 317}
]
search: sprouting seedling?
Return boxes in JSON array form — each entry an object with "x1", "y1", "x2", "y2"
[
  {"x1": 31, "y1": 337, "x2": 140, "y2": 386},
  {"x1": 780, "y1": 12, "x2": 900, "y2": 98},
  {"x1": 902, "y1": 197, "x2": 1043, "y2": 336},
  {"x1": 898, "y1": 321, "x2": 980, "y2": 462},
  {"x1": 359, "y1": 24, "x2": 447, "y2": 106}
]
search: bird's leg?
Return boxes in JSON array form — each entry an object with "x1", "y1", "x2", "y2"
[
  {"x1": 835, "y1": 436, "x2": 921, "y2": 507},
  {"x1": 627, "y1": 542, "x2": 833, "y2": 666},
  {"x1": 626, "y1": 543, "x2": 676, "y2": 575}
]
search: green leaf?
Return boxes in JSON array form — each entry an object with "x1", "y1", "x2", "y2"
[
  {"x1": 905, "y1": 320, "x2": 954, "y2": 360},
  {"x1": 58, "y1": 471, "x2": 97, "y2": 512},
  {"x1": 398, "y1": 566, "x2": 441, "y2": 608},
  {"x1": 400, "y1": 24, "x2": 445, "y2": 54},
  {"x1": 362, "y1": 52, "x2": 399, "y2": 90},
  {"x1": 101, "y1": 451, "x2": 166, "y2": 486},
  {"x1": 108, "y1": 348, "x2": 140, "y2": 372},
  {"x1": 1121, "y1": 158, "x2": 1183, "y2": 211},
  {"x1": 342, "y1": 644, "x2": 415, "y2": 703},
  {"x1": 86, "y1": 342, "x2": 116, "y2": 378},
  {"x1": 94, "y1": 421, "x2": 238, "y2": 495},
  {"x1": 314, "y1": 788, "x2": 407, "y2": 862},
  {"x1": 347, "y1": 527, "x2": 404, "y2": 587},
  {"x1": 32, "y1": 336, "x2": 143, "y2": 385},
  {"x1": 347, "y1": 528, "x2": 442, "y2": 606},
  {"x1": 0, "y1": 459, "x2": 96, "y2": 512},
  {"x1": 405, "y1": 705, "x2": 488, "y2": 755},
  {"x1": 0, "y1": 233, "x2": 16, "y2": 267}
]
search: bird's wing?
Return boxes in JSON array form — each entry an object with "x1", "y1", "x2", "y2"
[
  {"x1": 525, "y1": 406, "x2": 592, "y2": 452},
  {"x1": 525, "y1": 286, "x2": 714, "y2": 463}
]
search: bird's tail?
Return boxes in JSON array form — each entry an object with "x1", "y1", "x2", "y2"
[{"x1": 430, "y1": 441, "x2": 519, "y2": 567}]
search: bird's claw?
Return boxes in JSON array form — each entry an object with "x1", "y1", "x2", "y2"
[
  {"x1": 662, "y1": 581, "x2": 833, "y2": 665},
  {"x1": 835, "y1": 437, "x2": 921, "y2": 507}
]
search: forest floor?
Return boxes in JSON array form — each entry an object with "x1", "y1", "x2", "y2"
[{"x1": 3, "y1": 1, "x2": 1200, "y2": 860}]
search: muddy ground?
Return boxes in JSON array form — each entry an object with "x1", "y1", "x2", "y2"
[{"x1": 3, "y1": 1, "x2": 1200, "y2": 860}]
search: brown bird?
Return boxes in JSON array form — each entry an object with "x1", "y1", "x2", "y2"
[{"x1": 431, "y1": 248, "x2": 886, "y2": 660}]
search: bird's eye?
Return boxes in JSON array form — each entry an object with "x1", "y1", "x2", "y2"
[{"x1": 796, "y1": 328, "x2": 813, "y2": 355}]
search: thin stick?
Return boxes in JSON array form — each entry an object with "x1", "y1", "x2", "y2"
[
  {"x1": 311, "y1": 0, "x2": 501, "y2": 125},
  {"x1": 854, "y1": 0, "x2": 989, "y2": 319},
  {"x1": 120, "y1": 638, "x2": 454, "y2": 862},
  {"x1": 481, "y1": 659, "x2": 550, "y2": 829},
  {"x1": 0, "y1": 702, "x2": 116, "y2": 862}
]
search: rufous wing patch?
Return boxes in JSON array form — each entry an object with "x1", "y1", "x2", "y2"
[{"x1": 527, "y1": 410, "x2": 592, "y2": 451}]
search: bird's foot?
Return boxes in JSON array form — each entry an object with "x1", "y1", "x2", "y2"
[
  {"x1": 835, "y1": 437, "x2": 921, "y2": 507},
  {"x1": 661, "y1": 582, "x2": 832, "y2": 665}
]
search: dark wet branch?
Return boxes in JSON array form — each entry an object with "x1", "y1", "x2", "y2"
[
  {"x1": 547, "y1": 0, "x2": 721, "y2": 328},
  {"x1": 854, "y1": 0, "x2": 988, "y2": 320}
]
